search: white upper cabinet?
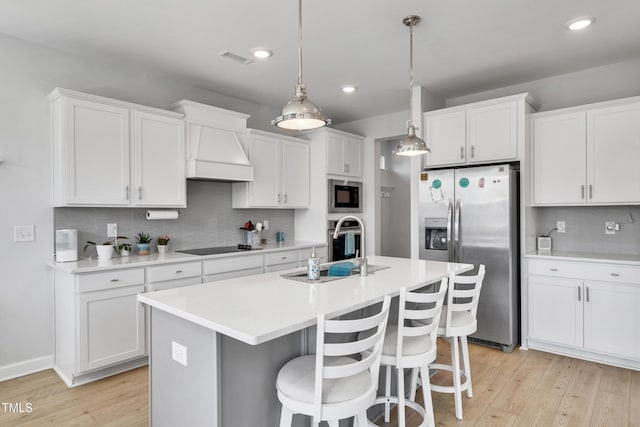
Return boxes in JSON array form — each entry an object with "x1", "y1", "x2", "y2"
[
  {"x1": 532, "y1": 97, "x2": 640, "y2": 205},
  {"x1": 327, "y1": 132, "x2": 363, "y2": 178},
  {"x1": 423, "y1": 93, "x2": 534, "y2": 168},
  {"x1": 232, "y1": 130, "x2": 310, "y2": 209},
  {"x1": 50, "y1": 88, "x2": 186, "y2": 207}
]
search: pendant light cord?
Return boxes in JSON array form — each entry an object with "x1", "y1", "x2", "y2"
[
  {"x1": 297, "y1": 0, "x2": 303, "y2": 88},
  {"x1": 408, "y1": 20, "x2": 415, "y2": 129}
]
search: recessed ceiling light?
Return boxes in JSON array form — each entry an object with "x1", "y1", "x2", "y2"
[
  {"x1": 251, "y1": 48, "x2": 273, "y2": 59},
  {"x1": 565, "y1": 16, "x2": 595, "y2": 31},
  {"x1": 341, "y1": 85, "x2": 357, "y2": 94}
]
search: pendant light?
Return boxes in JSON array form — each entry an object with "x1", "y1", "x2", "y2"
[
  {"x1": 272, "y1": 0, "x2": 330, "y2": 131},
  {"x1": 395, "y1": 15, "x2": 430, "y2": 156}
]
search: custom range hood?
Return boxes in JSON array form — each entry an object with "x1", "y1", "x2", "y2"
[{"x1": 170, "y1": 100, "x2": 253, "y2": 181}]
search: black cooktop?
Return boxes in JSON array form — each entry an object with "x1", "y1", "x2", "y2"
[{"x1": 176, "y1": 244, "x2": 263, "y2": 256}]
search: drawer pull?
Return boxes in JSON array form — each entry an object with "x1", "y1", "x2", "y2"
[
  {"x1": 281, "y1": 256, "x2": 288, "y2": 260},
  {"x1": 175, "y1": 270, "x2": 183, "y2": 274},
  {"x1": 550, "y1": 268, "x2": 558, "y2": 272},
  {"x1": 578, "y1": 287, "x2": 581, "y2": 301},
  {"x1": 110, "y1": 278, "x2": 119, "y2": 282},
  {"x1": 586, "y1": 286, "x2": 590, "y2": 302},
  {"x1": 610, "y1": 273, "x2": 620, "y2": 277}
]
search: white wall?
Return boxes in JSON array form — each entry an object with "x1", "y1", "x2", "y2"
[{"x1": 0, "y1": 34, "x2": 281, "y2": 379}]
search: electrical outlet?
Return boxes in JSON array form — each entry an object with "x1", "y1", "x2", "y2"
[
  {"x1": 14, "y1": 225, "x2": 35, "y2": 242},
  {"x1": 171, "y1": 341, "x2": 188, "y2": 367},
  {"x1": 605, "y1": 221, "x2": 618, "y2": 235},
  {"x1": 556, "y1": 221, "x2": 565, "y2": 233},
  {"x1": 107, "y1": 223, "x2": 118, "y2": 237},
  {"x1": 263, "y1": 220, "x2": 269, "y2": 230}
]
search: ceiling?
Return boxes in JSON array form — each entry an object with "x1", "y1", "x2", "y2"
[{"x1": 2, "y1": 0, "x2": 640, "y2": 124}]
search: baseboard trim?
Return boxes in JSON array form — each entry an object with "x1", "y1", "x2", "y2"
[{"x1": 0, "y1": 355, "x2": 54, "y2": 382}]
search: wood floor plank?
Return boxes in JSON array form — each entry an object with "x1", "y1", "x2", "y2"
[
  {"x1": 589, "y1": 364, "x2": 631, "y2": 426},
  {"x1": 630, "y1": 370, "x2": 640, "y2": 427},
  {"x1": 552, "y1": 359, "x2": 603, "y2": 426},
  {"x1": 473, "y1": 408, "x2": 517, "y2": 427},
  {"x1": 512, "y1": 353, "x2": 577, "y2": 427}
]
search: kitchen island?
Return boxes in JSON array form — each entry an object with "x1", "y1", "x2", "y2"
[{"x1": 138, "y1": 256, "x2": 473, "y2": 426}]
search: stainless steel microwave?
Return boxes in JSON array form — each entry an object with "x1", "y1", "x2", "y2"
[{"x1": 328, "y1": 179, "x2": 362, "y2": 213}]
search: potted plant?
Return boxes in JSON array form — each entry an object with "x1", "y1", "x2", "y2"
[
  {"x1": 135, "y1": 232, "x2": 153, "y2": 255},
  {"x1": 157, "y1": 235, "x2": 170, "y2": 254},
  {"x1": 117, "y1": 242, "x2": 133, "y2": 257},
  {"x1": 84, "y1": 236, "x2": 129, "y2": 260}
]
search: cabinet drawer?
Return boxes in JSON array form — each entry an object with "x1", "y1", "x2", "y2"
[
  {"x1": 204, "y1": 254, "x2": 264, "y2": 275},
  {"x1": 146, "y1": 261, "x2": 202, "y2": 283},
  {"x1": 528, "y1": 259, "x2": 640, "y2": 284},
  {"x1": 78, "y1": 268, "x2": 145, "y2": 293},
  {"x1": 265, "y1": 250, "x2": 299, "y2": 266},
  {"x1": 145, "y1": 276, "x2": 202, "y2": 292}
]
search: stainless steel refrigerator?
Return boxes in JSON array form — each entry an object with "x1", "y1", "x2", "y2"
[{"x1": 418, "y1": 164, "x2": 519, "y2": 352}]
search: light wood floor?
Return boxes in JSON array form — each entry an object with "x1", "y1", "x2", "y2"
[{"x1": 1, "y1": 340, "x2": 638, "y2": 426}]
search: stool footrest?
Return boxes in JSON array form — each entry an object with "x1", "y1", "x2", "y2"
[
  {"x1": 368, "y1": 396, "x2": 428, "y2": 427},
  {"x1": 429, "y1": 363, "x2": 470, "y2": 394}
]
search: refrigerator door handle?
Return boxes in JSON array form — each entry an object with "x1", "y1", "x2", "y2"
[
  {"x1": 447, "y1": 200, "x2": 454, "y2": 262},
  {"x1": 454, "y1": 199, "x2": 461, "y2": 263}
]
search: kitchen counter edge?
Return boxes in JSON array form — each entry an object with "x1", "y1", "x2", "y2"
[
  {"x1": 524, "y1": 250, "x2": 640, "y2": 266},
  {"x1": 48, "y1": 241, "x2": 326, "y2": 274}
]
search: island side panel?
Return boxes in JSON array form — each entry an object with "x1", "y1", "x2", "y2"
[{"x1": 150, "y1": 308, "x2": 220, "y2": 427}]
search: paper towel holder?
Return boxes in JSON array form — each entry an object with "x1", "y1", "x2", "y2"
[{"x1": 146, "y1": 209, "x2": 180, "y2": 220}]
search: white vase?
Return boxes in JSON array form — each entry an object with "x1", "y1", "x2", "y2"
[
  {"x1": 157, "y1": 245, "x2": 168, "y2": 254},
  {"x1": 96, "y1": 245, "x2": 114, "y2": 260},
  {"x1": 120, "y1": 249, "x2": 130, "y2": 257}
]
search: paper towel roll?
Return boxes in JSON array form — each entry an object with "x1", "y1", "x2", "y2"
[{"x1": 146, "y1": 210, "x2": 179, "y2": 220}]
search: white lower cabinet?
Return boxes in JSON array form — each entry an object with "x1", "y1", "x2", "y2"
[
  {"x1": 527, "y1": 258, "x2": 640, "y2": 368},
  {"x1": 204, "y1": 254, "x2": 264, "y2": 282},
  {"x1": 264, "y1": 250, "x2": 299, "y2": 273},
  {"x1": 78, "y1": 284, "x2": 146, "y2": 373}
]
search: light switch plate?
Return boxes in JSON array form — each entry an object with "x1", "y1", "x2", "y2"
[
  {"x1": 171, "y1": 341, "x2": 188, "y2": 367},
  {"x1": 14, "y1": 225, "x2": 35, "y2": 242}
]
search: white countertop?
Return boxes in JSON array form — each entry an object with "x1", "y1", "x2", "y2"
[
  {"x1": 525, "y1": 250, "x2": 640, "y2": 266},
  {"x1": 49, "y1": 241, "x2": 325, "y2": 274},
  {"x1": 138, "y1": 256, "x2": 473, "y2": 345}
]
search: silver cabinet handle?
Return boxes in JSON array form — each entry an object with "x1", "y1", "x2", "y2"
[
  {"x1": 175, "y1": 270, "x2": 183, "y2": 274},
  {"x1": 550, "y1": 268, "x2": 558, "y2": 272},
  {"x1": 138, "y1": 186, "x2": 142, "y2": 200},
  {"x1": 125, "y1": 186, "x2": 129, "y2": 200},
  {"x1": 277, "y1": 193, "x2": 281, "y2": 203},
  {"x1": 281, "y1": 256, "x2": 288, "y2": 260},
  {"x1": 578, "y1": 287, "x2": 581, "y2": 301},
  {"x1": 471, "y1": 145, "x2": 475, "y2": 158},
  {"x1": 460, "y1": 147, "x2": 464, "y2": 159},
  {"x1": 610, "y1": 273, "x2": 620, "y2": 277},
  {"x1": 586, "y1": 286, "x2": 590, "y2": 302},
  {"x1": 589, "y1": 184, "x2": 593, "y2": 199},
  {"x1": 110, "y1": 278, "x2": 119, "y2": 282},
  {"x1": 581, "y1": 185, "x2": 585, "y2": 199},
  {"x1": 284, "y1": 194, "x2": 288, "y2": 203}
]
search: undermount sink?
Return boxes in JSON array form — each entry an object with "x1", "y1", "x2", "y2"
[{"x1": 281, "y1": 264, "x2": 389, "y2": 283}]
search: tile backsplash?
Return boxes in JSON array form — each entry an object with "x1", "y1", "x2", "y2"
[
  {"x1": 55, "y1": 181, "x2": 295, "y2": 255},
  {"x1": 534, "y1": 206, "x2": 640, "y2": 255}
]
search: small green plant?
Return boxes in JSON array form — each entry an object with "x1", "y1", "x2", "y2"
[
  {"x1": 135, "y1": 232, "x2": 152, "y2": 244},
  {"x1": 83, "y1": 236, "x2": 128, "y2": 252},
  {"x1": 157, "y1": 235, "x2": 170, "y2": 245},
  {"x1": 117, "y1": 242, "x2": 132, "y2": 252}
]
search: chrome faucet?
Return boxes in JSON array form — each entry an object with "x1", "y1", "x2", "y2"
[{"x1": 333, "y1": 215, "x2": 367, "y2": 277}]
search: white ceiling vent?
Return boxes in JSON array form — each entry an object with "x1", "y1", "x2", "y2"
[{"x1": 219, "y1": 50, "x2": 253, "y2": 65}]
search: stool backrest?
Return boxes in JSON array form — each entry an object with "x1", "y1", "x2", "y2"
[
  {"x1": 313, "y1": 295, "x2": 391, "y2": 420},
  {"x1": 445, "y1": 264, "x2": 485, "y2": 335},
  {"x1": 397, "y1": 279, "x2": 448, "y2": 367}
]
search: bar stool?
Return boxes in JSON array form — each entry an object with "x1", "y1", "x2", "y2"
[
  {"x1": 276, "y1": 295, "x2": 391, "y2": 427},
  {"x1": 413, "y1": 265, "x2": 485, "y2": 420}
]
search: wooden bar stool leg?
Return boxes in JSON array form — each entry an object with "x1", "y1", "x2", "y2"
[
  {"x1": 420, "y1": 365, "x2": 435, "y2": 427},
  {"x1": 384, "y1": 364, "x2": 392, "y2": 422},
  {"x1": 397, "y1": 367, "x2": 406, "y2": 427},
  {"x1": 279, "y1": 406, "x2": 293, "y2": 427},
  {"x1": 461, "y1": 335, "x2": 473, "y2": 398},
  {"x1": 451, "y1": 336, "x2": 463, "y2": 420},
  {"x1": 356, "y1": 412, "x2": 369, "y2": 427},
  {"x1": 409, "y1": 367, "x2": 419, "y2": 401}
]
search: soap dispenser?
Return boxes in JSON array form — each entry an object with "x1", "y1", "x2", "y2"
[{"x1": 307, "y1": 247, "x2": 320, "y2": 280}]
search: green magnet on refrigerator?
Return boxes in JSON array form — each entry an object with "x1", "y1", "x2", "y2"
[{"x1": 459, "y1": 177, "x2": 469, "y2": 188}]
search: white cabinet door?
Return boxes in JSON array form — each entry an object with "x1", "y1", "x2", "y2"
[
  {"x1": 423, "y1": 110, "x2": 466, "y2": 167},
  {"x1": 583, "y1": 280, "x2": 640, "y2": 360},
  {"x1": 78, "y1": 285, "x2": 146, "y2": 373},
  {"x1": 64, "y1": 98, "x2": 130, "y2": 205},
  {"x1": 467, "y1": 101, "x2": 517, "y2": 163},
  {"x1": 133, "y1": 111, "x2": 186, "y2": 207},
  {"x1": 528, "y1": 275, "x2": 583, "y2": 347},
  {"x1": 587, "y1": 102, "x2": 640, "y2": 204},
  {"x1": 282, "y1": 140, "x2": 310, "y2": 208},
  {"x1": 327, "y1": 134, "x2": 346, "y2": 175},
  {"x1": 248, "y1": 133, "x2": 282, "y2": 207},
  {"x1": 343, "y1": 137, "x2": 362, "y2": 178},
  {"x1": 532, "y1": 112, "x2": 587, "y2": 205}
]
